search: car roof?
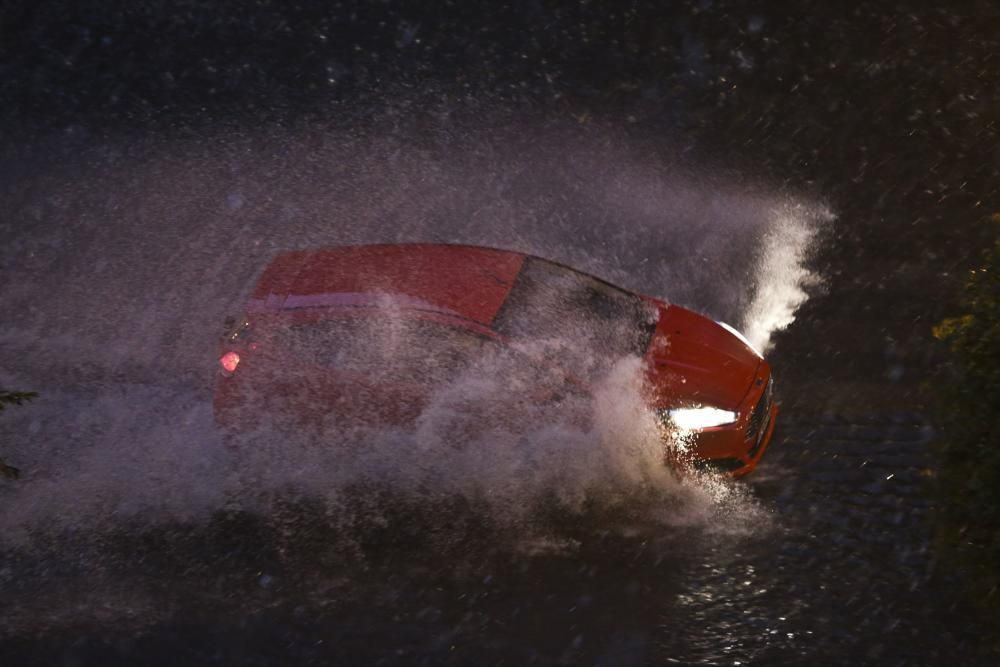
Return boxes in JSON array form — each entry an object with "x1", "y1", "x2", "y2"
[{"x1": 248, "y1": 244, "x2": 529, "y2": 327}]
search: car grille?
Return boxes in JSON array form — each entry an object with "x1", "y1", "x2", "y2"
[{"x1": 745, "y1": 377, "x2": 774, "y2": 443}]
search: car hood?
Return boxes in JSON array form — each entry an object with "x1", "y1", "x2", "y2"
[{"x1": 645, "y1": 305, "x2": 762, "y2": 411}]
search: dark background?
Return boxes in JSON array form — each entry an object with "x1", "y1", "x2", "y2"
[{"x1": 3, "y1": 0, "x2": 998, "y2": 400}]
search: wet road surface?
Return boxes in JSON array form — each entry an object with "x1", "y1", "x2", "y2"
[{"x1": 0, "y1": 412, "x2": 990, "y2": 666}]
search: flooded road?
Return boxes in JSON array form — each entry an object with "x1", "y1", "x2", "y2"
[{"x1": 1, "y1": 409, "x2": 988, "y2": 666}]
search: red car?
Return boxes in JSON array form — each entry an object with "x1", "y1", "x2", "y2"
[{"x1": 215, "y1": 244, "x2": 777, "y2": 476}]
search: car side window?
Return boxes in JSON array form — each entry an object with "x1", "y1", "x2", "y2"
[
  {"x1": 280, "y1": 316, "x2": 493, "y2": 386},
  {"x1": 492, "y1": 257, "x2": 657, "y2": 358}
]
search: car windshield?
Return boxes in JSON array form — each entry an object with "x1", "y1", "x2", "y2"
[{"x1": 492, "y1": 257, "x2": 657, "y2": 360}]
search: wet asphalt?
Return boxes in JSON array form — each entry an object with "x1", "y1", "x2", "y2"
[{"x1": 0, "y1": 412, "x2": 991, "y2": 666}]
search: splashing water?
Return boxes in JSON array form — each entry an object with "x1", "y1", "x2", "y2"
[
  {"x1": 741, "y1": 204, "x2": 831, "y2": 353},
  {"x1": 0, "y1": 120, "x2": 828, "y2": 552}
]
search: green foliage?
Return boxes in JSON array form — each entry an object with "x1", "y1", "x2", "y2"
[
  {"x1": 933, "y1": 217, "x2": 1000, "y2": 646},
  {"x1": 1, "y1": 389, "x2": 38, "y2": 480},
  {"x1": 0, "y1": 391, "x2": 39, "y2": 412}
]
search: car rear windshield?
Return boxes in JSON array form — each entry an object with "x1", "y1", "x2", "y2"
[{"x1": 491, "y1": 257, "x2": 657, "y2": 359}]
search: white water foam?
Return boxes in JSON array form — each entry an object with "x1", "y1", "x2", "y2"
[{"x1": 742, "y1": 203, "x2": 831, "y2": 353}]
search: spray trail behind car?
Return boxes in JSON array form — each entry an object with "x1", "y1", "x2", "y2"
[{"x1": 0, "y1": 340, "x2": 755, "y2": 550}]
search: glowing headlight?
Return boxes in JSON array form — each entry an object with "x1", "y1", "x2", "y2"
[{"x1": 667, "y1": 406, "x2": 738, "y2": 430}]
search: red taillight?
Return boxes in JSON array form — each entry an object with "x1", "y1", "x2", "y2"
[{"x1": 220, "y1": 351, "x2": 240, "y2": 374}]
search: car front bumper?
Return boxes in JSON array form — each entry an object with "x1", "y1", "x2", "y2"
[{"x1": 687, "y1": 374, "x2": 778, "y2": 477}]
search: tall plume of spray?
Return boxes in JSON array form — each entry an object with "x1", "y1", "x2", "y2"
[
  {"x1": 742, "y1": 205, "x2": 831, "y2": 354},
  {"x1": 0, "y1": 116, "x2": 830, "y2": 544}
]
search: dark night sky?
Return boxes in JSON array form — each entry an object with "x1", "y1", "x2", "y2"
[{"x1": 3, "y1": 0, "x2": 999, "y2": 389}]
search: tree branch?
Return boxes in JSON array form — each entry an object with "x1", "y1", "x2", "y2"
[{"x1": 0, "y1": 459, "x2": 20, "y2": 480}]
